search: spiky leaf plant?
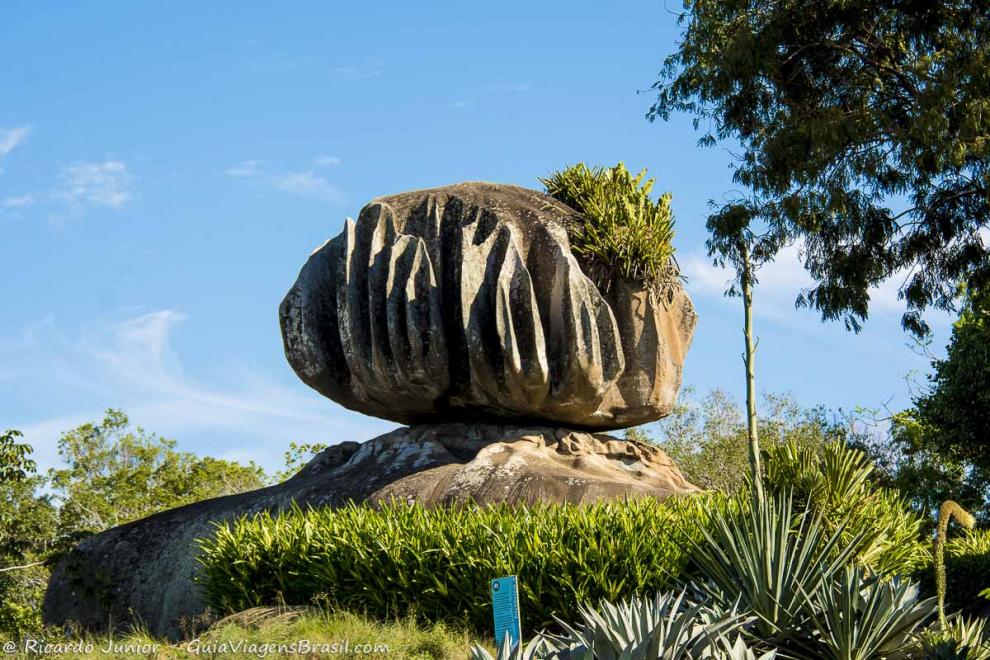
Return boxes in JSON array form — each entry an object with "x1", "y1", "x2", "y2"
[
  {"x1": 799, "y1": 565, "x2": 937, "y2": 660},
  {"x1": 916, "y1": 615, "x2": 990, "y2": 660},
  {"x1": 470, "y1": 633, "x2": 554, "y2": 660},
  {"x1": 936, "y1": 501, "x2": 978, "y2": 627},
  {"x1": 540, "y1": 163, "x2": 676, "y2": 295},
  {"x1": 762, "y1": 441, "x2": 929, "y2": 578},
  {"x1": 541, "y1": 588, "x2": 758, "y2": 660},
  {"x1": 692, "y1": 489, "x2": 871, "y2": 645}
]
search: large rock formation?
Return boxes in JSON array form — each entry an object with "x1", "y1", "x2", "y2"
[
  {"x1": 44, "y1": 181, "x2": 702, "y2": 639},
  {"x1": 43, "y1": 425, "x2": 698, "y2": 639},
  {"x1": 280, "y1": 182, "x2": 697, "y2": 430}
]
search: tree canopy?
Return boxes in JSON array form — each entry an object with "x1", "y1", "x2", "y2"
[
  {"x1": 855, "y1": 289, "x2": 990, "y2": 522},
  {"x1": 650, "y1": 0, "x2": 990, "y2": 334}
]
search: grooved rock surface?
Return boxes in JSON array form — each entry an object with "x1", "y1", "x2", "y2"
[
  {"x1": 43, "y1": 424, "x2": 698, "y2": 640},
  {"x1": 280, "y1": 182, "x2": 697, "y2": 430}
]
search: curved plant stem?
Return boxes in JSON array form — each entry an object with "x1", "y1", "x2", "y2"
[{"x1": 935, "y1": 500, "x2": 976, "y2": 628}]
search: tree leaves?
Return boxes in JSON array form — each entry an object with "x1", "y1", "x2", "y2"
[{"x1": 651, "y1": 0, "x2": 990, "y2": 333}]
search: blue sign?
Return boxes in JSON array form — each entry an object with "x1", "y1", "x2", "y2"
[{"x1": 491, "y1": 575, "x2": 522, "y2": 648}]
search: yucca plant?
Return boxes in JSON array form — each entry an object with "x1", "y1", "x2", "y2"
[
  {"x1": 692, "y1": 488, "x2": 871, "y2": 645},
  {"x1": 540, "y1": 163, "x2": 676, "y2": 295},
  {"x1": 799, "y1": 565, "x2": 937, "y2": 660},
  {"x1": 916, "y1": 615, "x2": 990, "y2": 660}
]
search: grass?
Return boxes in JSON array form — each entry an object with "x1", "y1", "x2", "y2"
[{"x1": 5, "y1": 608, "x2": 481, "y2": 659}]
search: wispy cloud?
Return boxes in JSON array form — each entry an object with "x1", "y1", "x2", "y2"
[
  {"x1": 227, "y1": 159, "x2": 344, "y2": 204},
  {"x1": 273, "y1": 171, "x2": 343, "y2": 202},
  {"x1": 54, "y1": 160, "x2": 133, "y2": 210},
  {"x1": 681, "y1": 241, "x2": 914, "y2": 322},
  {"x1": 449, "y1": 83, "x2": 531, "y2": 110},
  {"x1": 0, "y1": 126, "x2": 31, "y2": 172},
  {"x1": 332, "y1": 61, "x2": 383, "y2": 80},
  {"x1": 3, "y1": 310, "x2": 392, "y2": 472},
  {"x1": 2, "y1": 194, "x2": 34, "y2": 208},
  {"x1": 225, "y1": 159, "x2": 264, "y2": 178}
]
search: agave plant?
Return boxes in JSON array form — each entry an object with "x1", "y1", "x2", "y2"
[
  {"x1": 539, "y1": 588, "x2": 757, "y2": 660},
  {"x1": 470, "y1": 633, "x2": 555, "y2": 660},
  {"x1": 799, "y1": 565, "x2": 937, "y2": 660},
  {"x1": 916, "y1": 615, "x2": 990, "y2": 660},
  {"x1": 692, "y1": 488, "x2": 870, "y2": 644}
]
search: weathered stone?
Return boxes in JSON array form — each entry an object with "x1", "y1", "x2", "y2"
[
  {"x1": 280, "y1": 182, "x2": 697, "y2": 429},
  {"x1": 43, "y1": 424, "x2": 698, "y2": 639}
]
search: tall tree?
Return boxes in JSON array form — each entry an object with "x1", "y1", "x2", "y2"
[{"x1": 650, "y1": 0, "x2": 990, "y2": 335}]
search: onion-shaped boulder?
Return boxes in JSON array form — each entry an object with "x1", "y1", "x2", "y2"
[{"x1": 279, "y1": 182, "x2": 697, "y2": 430}]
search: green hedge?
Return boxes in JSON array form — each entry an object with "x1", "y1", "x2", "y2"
[{"x1": 196, "y1": 496, "x2": 716, "y2": 632}]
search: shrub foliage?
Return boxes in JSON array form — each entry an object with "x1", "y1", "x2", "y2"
[{"x1": 197, "y1": 497, "x2": 711, "y2": 633}]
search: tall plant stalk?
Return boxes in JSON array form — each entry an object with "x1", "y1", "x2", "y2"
[
  {"x1": 739, "y1": 240, "x2": 764, "y2": 499},
  {"x1": 934, "y1": 500, "x2": 976, "y2": 628}
]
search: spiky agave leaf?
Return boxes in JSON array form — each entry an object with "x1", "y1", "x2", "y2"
[
  {"x1": 722, "y1": 635, "x2": 778, "y2": 660},
  {"x1": 540, "y1": 588, "x2": 750, "y2": 659},
  {"x1": 691, "y1": 488, "x2": 870, "y2": 645},
  {"x1": 916, "y1": 615, "x2": 990, "y2": 660},
  {"x1": 798, "y1": 565, "x2": 937, "y2": 660},
  {"x1": 470, "y1": 633, "x2": 557, "y2": 660}
]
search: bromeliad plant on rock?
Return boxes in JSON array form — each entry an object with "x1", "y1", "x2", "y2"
[{"x1": 541, "y1": 162, "x2": 678, "y2": 296}]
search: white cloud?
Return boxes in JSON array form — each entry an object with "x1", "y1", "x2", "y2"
[
  {"x1": 227, "y1": 159, "x2": 344, "y2": 204},
  {"x1": 313, "y1": 155, "x2": 341, "y2": 167},
  {"x1": 2, "y1": 194, "x2": 34, "y2": 207},
  {"x1": 273, "y1": 171, "x2": 343, "y2": 202},
  {"x1": 225, "y1": 159, "x2": 264, "y2": 178},
  {"x1": 0, "y1": 126, "x2": 30, "y2": 165},
  {"x1": 55, "y1": 160, "x2": 132, "y2": 209},
  {"x1": 332, "y1": 62, "x2": 383, "y2": 79},
  {"x1": 449, "y1": 99, "x2": 476, "y2": 109},
  {"x1": 681, "y1": 240, "x2": 912, "y2": 321},
  {"x1": 3, "y1": 310, "x2": 392, "y2": 473}
]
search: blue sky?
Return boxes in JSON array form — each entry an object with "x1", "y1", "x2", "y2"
[{"x1": 0, "y1": 1, "x2": 953, "y2": 472}]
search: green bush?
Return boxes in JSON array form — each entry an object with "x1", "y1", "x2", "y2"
[
  {"x1": 540, "y1": 163, "x2": 676, "y2": 294},
  {"x1": 197, "y1": 496, "x2": 716, "y2": 633}
]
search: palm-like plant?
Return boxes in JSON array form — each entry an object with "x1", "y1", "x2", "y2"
[
  {"x1": 692, "y1": 489, "x2": 870, "y2": 644},
  {"x1": 799, "y1": 565, "x2": 936, "y2": 659}
]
